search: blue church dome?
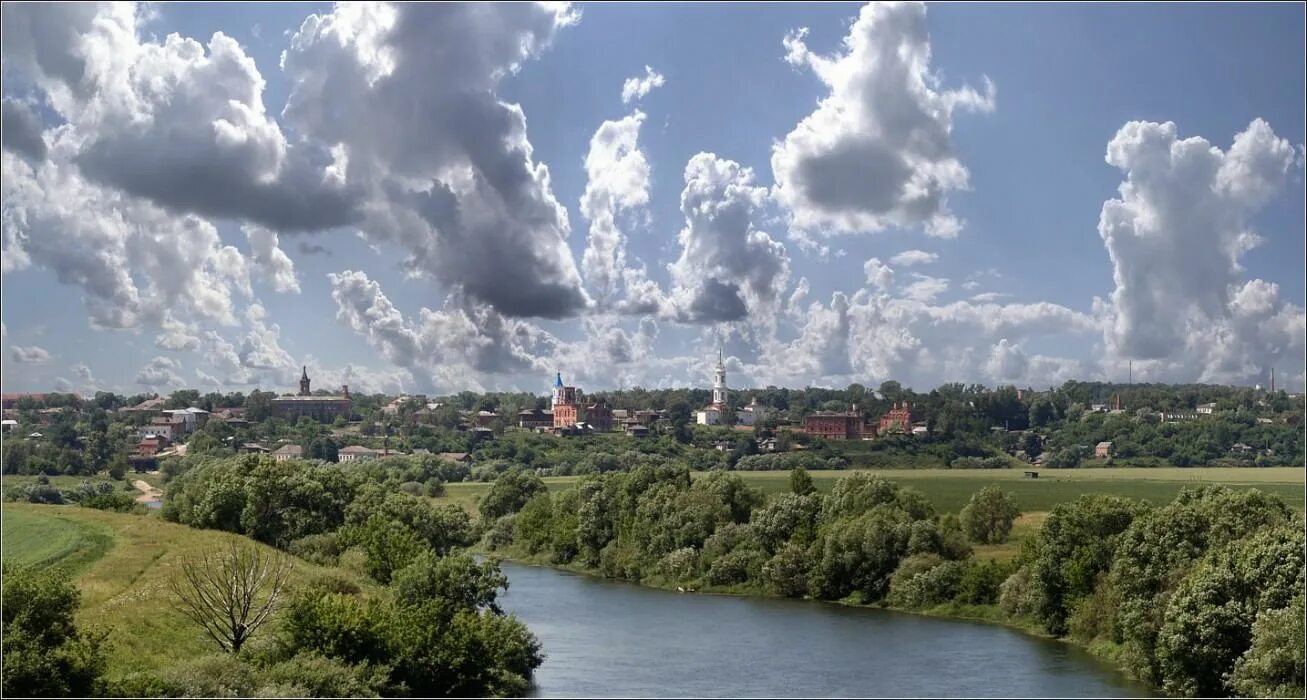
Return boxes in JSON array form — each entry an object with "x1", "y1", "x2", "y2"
[{"x1": 554, "y1": 372, "x2": 564, "y2": 388}]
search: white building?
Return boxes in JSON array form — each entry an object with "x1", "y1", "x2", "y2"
[
  {"x1": 1196, "y1": 403, "x2": 1217, "y2": 415},
  {"x1": 697, "y1": 350, "x2": 729, "y2": 426},
  {"x1": 735, "y1": 396, "x2": 772, "y2": 427},
  {"x1": 338, "y1": 445, "x2": 379, "y2": 462}
]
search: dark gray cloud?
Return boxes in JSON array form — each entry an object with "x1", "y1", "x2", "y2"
[{"x1": 1, "y1": 98, "x2": 47, "y2": 161}]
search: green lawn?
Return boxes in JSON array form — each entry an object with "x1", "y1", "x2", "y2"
[
  {"x1": 1, "y1": 506, "x2": 115, "y2": 574},
  {"x1": 441, "y1": 467, "x2": 1305, "y2": 516},
  {"x1": 2, "y1": 472, "x2": 165, "y2": 492},
  {"x1": 1, "y1": 504, "x2": 372, "y2": 677}
]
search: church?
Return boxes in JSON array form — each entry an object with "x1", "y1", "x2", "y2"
[
  {"x1": 270, "y1": 367, "x2": 353, "y2": 423},
  {"x1": 696, "y1": 351, "x2": 730, "y2": 426}
]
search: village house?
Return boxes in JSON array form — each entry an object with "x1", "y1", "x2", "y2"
[
  {"x1": 1095, "y1": 441, "x2": 1113, "y2": 459},
  {"x1": 136, "y1": 434, "x2": 170, "y2": 457},
  {"x1": 735, "y1": 397, "x2": 773, "y2": 427},
  {"x1": 1196, "y1": 403, "x2": 1217, "y2": 415},
  {"x1": 273, "y1": 444, "x2": 303, "y2": 462},
  {"x1": 338, "y1": 445, "x2": 380, "y2": 463},
  {"x1": 517, "y1": 408, "x2": 554, "y2": 429},
  {"x1": 878, "y1": 403, "x2": 915, "y2": 434}
]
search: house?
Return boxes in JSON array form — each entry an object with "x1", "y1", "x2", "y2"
[
  {"x1": 137, "y1": 417, "x2": 183, "y2": 441},
  {"x1": 758, "y1": 436, "x2": 780, "y2": 453},
  {"x1": 162, "y1": 407, "x2": 209, "y2": 433},
  {"x1": 1162, "y1": 411, "x2": 1199, "y2": 423},
  {"x1": 0, "y1": 419, "x2": 16, "y2": 434},
  {"x1": 517, "y1": 408, "x2": 554, "y2": 430},
  {"x1": 1090, "y1": 404, "x2": 1110, "y2": 413},
  {"x1": 624, "y1": 424, "x2": 650, "y2": 438},
  {"x1": 338, "y1": 445, "x2": 379, "y2": 463},
  {"x1": 120, "y1": 397, "x2": 165, "y2": 415},
  {"x1": 438, "y1": 452, "x2": 471, "y2": 464},
  {"x1": 551, "y1": 374, "x2": 613, "y2": 432},
  {"x1": 471, "y1": 410, "x2": 500, "y2": 428},
  {"x1": 273, "y1": 444, "x2": 303, "y2": 462},
  {"x1": 1229, "y1": 442, "x2": 1255, "y2": 455},
  {"x1": 911, "y1": 424, "x2": 929, "y2": 437},
  {"x1": 136, "y1": 434, "x2": 170, "y2": 457},
  {"x1": 1196, "y1": 403, "x2": 1217, "y2": 415},
  {"x1": 238, "y1": 443, "x2": 269, "y2": 454},
  {"x1": 1095, "y1": 441, "x2": 1113, "y2": 459}
]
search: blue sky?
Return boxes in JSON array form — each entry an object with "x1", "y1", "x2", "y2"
[{"x1": 2, "y1": 2, "x2": 1304, "y2": 396}]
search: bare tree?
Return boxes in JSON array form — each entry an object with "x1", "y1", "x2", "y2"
[{"x1": 169, "y1": 539, "x2": 291, "y2": 654}]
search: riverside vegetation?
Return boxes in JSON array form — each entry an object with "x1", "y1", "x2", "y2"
[
  {"x1": 481, "y1": 464, "x2": 1305, "y2": 698},
  {"x1": 2, "y1": 454, "x2": 543, "y2": 698}
]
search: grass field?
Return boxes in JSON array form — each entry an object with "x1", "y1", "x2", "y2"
[
  {"x1": 442, "y1": 467, "x2": 1305, "y2": 517},
  {"x1": 1, "y1": 507, "x2": 115, "y2": 574},
  {"x1": 1, "y1": 504, "x2": 371, "y2": 677}
]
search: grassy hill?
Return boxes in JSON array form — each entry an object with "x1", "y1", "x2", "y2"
[{"x1": 1, "y1": 504, "x2": 371, "y2": 677}]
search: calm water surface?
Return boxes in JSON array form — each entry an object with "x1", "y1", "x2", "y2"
[{"x1": 499, "y1": 562, "x2": 1153, "y2": 698}]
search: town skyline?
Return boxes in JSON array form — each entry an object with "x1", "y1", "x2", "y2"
[{"x1": 3, "y1": 2, "x2": 1305, "y2": 396}]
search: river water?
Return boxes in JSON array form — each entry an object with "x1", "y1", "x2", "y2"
[{"x1": 499, "y1": 562, "x2": 1153, "y2": 698}]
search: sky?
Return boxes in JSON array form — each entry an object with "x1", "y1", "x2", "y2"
[{"x1": 2, "y1": 1, "x2": 1304, "y2": 398}]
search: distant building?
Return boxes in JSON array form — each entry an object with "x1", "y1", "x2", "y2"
[
  {"x1": 136, "y1": 434, "x2": 170, "y2": 457},
  {"x1": 120, "y1": 397, "x2": 165, "y2": 415},
  {"x1": 273, "y1": 444, "x2": 303, "y2": 462},
  {"x1": 0, "y1": 419, "x2": 16, "y2": 434},
  {"x1": 736, "y1": 396, "x2": 772, "y2": 427},
  {"x1": 438, "y1": 452, "x2": 472, "y2": 464},
  {"x1": 878, "y1": 403, "x2": 914, "y2": 434},
  {"x1": 696, "y1": 350, "x2": 730, "y2": 426},
  {"x1": 805, "y1": 408, "x2": 872, "y2": 441},
  {"x1": 518, "y1": 408, "x2": 554, "y2": 429},
  {"x1": 138, "y1": 416, "x2": 183, "y2": 441},
  {"x1": 1196, "y1": 403, "x2": 1217, "y2": 415},
  {"x1": 1095, "y1": 441, "x2": 1113, "y2": 459},
  {"x1": 624, "y1": 424, "x2": 650, "y2": 438},
  {"x1": 271, "y1": 367, "x2": 352, "y2": 423},
  {"x1": 551, "y1": 373, "x2": 612, "y2": 432},
  {"x1": 471, "y1": 410, "x2": 499, "y2": 428},
  {"x1": 163, "y1": 407, "x2": 209, "y2": 433},
  {"x1": 1162, "y1": 411, "x2": 1199, "y2": 423},
  {"x1": 338, "y1": 445, "x2": 379, "y2": 463},
  {"x1": 238, "y1": 443, "x2": 269, "y2": 454}
]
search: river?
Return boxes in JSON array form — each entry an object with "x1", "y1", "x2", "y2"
[{"x1": 498, "y1": 562, "x2": 1153, "y2": 698}]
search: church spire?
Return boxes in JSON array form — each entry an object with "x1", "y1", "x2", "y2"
[{"x1": 299, "y1": 365, "x2": 311, "y2": 396}]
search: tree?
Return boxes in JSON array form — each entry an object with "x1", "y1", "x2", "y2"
[
  {"x1": 170, "y1": 540, "x2": 291, "y2": 654},
  {"x1": 480, "y1": 469, "x2": 547, "y2": 521},
  {"x1": 243, "y1": 390, "x2": 274, "y2": 423},
  {"x1": 959, "y1": 485, "x2": 1021, "y2": 544},
  {"x1": 1229, "y1": 594, "x2": 1305, "y2": 698},
  {"x1": 789, "y1": 466, "x2": 815, "y2": 496},
  {"x1": 1, "y1": 561, "x2": 108, "y2": 697},
  {"x1": 107, "y1": 454, "x2": 129, "y2": 481}
]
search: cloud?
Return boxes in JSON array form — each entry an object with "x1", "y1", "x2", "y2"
[
  {"x1": 281, "y1": 2, "x2": 590, "y2": 318},
  {"x1": 580, "y1": 110, "x2": 658, "y2": 310},
  {"x1": 10, "y1": 345, "x2": 50, "y2": 363},
  {"x1": 73, "y1": 363, "x2": 94, "y2": 382},
  {"x1": 53, "y1": 376, "x2": 73, "y2": 392},
  {"x1": 863, "y1": 257, "x2": 894, "y2": 291},
  {"x1": 1, "y1": 98, "x2": 47, "y2": 161},
  {"x1": 771, "y1": 2, "x2": 994, "y2": 239},
  {"x1": 1, "y1": 3, "x2": 359, "y2": 232},
  {"x1": 3, "y1": 148, "x2": 254, "y2": 330},
  {"x1": 668, "y1": 153, "x2": 790, "y2": 323},
  {"x1": 901, "y1": 273, "x2": 949, "y2": 302},
  {"x1": 970, "y1": 292, "x2": 1009, "y2": 302},
  {"x1": 889, "y1": 249, "x2": 938, "y2": 267},
  {"x1": 1097, "y1": 118, "x2": 1304, "y2": 385},
  {"x1": 244, "y1": 224, "x2": 300, "y2": 294},
  {"x1": 135, "y1": 355, "x2": 184, "y2": 387},
  {"x1": 298, "y1": 241, "x2": 331, "y2": 256},
  {"x1": 621, "y1": 65, "x2": 665, "y2": 104}
]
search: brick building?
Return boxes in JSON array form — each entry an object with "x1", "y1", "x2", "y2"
[
  {"x1": 551, "y1": 373, "x2": 612, "y2": 432},
  {"x1": 804, "y1": 409, "x2": 873, "y2": 441},
  {"x1": 271, "y1": 366, "x2": 352, "y2": 423},
  {"x1": 878, "y1": 402, "x2": 915, "y2": 434}
]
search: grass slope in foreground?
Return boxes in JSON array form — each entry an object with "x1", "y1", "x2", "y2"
[{"x1": 0, "y1": 504, "x2": 371, "y2": 678}]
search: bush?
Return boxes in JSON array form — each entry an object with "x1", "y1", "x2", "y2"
[
  {"x1": 289, "y1": 533, "x2": 344, "y2": 566},
  {"x1": 888, "y1": 560, "x2": 965, "y2": 609},
  {"x1": 706, "y1": 549, "x2": 764, "y2": 586},
  {"x1": 79, "y1": 490, "x2": 140, "y2": 512},
  {"x1": 655, "y1": 547, "x2": 699, "y2": 583},
  {"x1": 398, "y1": 481, "x2": 425, "y2": 497},
  {"x1": 956, "y1": 559, "x2": 1011, "y2": 605},
  {"x1": 762, "y1": 543, "x2": 811, "y2": 597},
  {"x1": 1, "y1": 561, "x2": 108, "y2": 697},
  {"x1": 959, "y1": 485, "x2": 1021, "y2": 544},
  {"x1": 999, "y1": 566, "x2": 1040, "y2": 619}
]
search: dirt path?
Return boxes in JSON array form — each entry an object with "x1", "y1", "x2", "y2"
[{"x1": 132, "y1": 480, "x2": 163, "y2": 504}]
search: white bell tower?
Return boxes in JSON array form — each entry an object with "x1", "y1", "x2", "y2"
[{"x1": 712, "y1": 348, "x2": 728, "y2": 407}]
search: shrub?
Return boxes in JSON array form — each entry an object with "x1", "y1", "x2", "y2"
[
  {"x1": 706, "y1": 549, "x2": 764, "y2": 586},
  {"x1": 289, "y1": 533, "x2": 344, "y2": 566},
  {"x1": 959, "y1": 485, "x2": 1021, "y2": 544},
  {"x1": 762, "y1": 543, "x2": 811, "y2": 598},
  {"x1": 1, "y1": 561, "x2": 108, "y2": 697},
  {"x1": 956, "y1": 559, "x2": 1011, "y2": 605},
  {"x1": 655, "y1": 547, "x2": 700, "y2": 583},
  {"x1": 888, "y1": 560, "x2": 965, "y2": 608}
]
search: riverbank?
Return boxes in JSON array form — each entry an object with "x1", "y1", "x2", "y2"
[{"x1": 485, "y1": 549, "x2": 1155, "y2": 695}]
